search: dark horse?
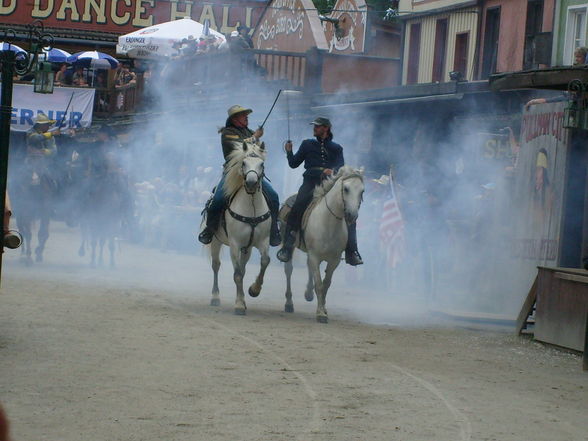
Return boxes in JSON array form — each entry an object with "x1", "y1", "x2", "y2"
[
  {"x1": 11, "y1": 163, "x2": 56, "y2": 265},
  {"x1": 77, "y1": 170, "x2": 129, "y2": 268}
]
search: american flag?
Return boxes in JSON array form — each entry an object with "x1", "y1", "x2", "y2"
[{"x1": 379, "y1": 176, "x2": 405, "y2": 268}]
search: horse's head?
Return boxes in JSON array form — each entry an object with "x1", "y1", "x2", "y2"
[
  {"x1": 241, "y1": 141, "x2": 265, "y2": 194},
  {"x1": 340, "y1": 169, "x2": 364, "y2": 225}
]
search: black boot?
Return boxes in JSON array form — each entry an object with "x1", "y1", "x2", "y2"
[
  {"x1": 198, "y1": 210, "x2": 221, "y2": 245},
  {"x1": 270, "y1": 216, "x2": 281, "y2": 247},
  {"x1": 345, "y1": 223, "x2": 363, "y2": 266},
  {"x1": 277, "y1": 227, "x2": 296, "y2": 262}
]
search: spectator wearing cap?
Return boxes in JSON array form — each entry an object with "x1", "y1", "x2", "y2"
[
  {"x1": 237, "y1": 25, "x2": 253, "y2": 48},
  {"x1": 198, "y1": 104, "x2": 281, "y2": 247},
  {"x1": 277, "y1": 117, "x2": 363, "y2": 266}
]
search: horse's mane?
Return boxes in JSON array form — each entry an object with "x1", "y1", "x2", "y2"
[
  {"x1": 312, "y1": 166, "x2": 364, "y2": 201},
  {"x1": 223, "y1": 141, "x2": 266, "y2": 199}
]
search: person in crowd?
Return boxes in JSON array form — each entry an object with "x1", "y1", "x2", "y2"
[
  {"x1": 198, "y1": 105, "x2": 281, "y2": 246},
  {"x1": 54, "y1": 63, "x2": 67, "y2": 86},
  {"x1": 525, "y1": 46, "x2": 588, "y2": 109},
  {"x1": 277, "y1": 117, "x2": 363, "y2": 266},
  {"x1": 237, "y1": 25, "x2": 254, "y2": 48},
  {"x1": 115, "y1": 62, "x2": 136, "y2": 88},
  {"x1": 72, "y1": 66, "x2": 88, "y2": 86}
]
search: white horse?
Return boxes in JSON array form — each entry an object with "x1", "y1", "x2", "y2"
[
  {"x1": 284, "y1": 166, "x2": 364, "y2": 323},
  {"x1": 207, "y1": 141, "x2": 271, "y2": 315}
]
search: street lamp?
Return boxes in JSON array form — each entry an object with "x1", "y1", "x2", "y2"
[
  {"x1": 34, "y1": 60, "x2": 55, "y2": 94},
  {"x1": 0, "y1": 21, "x2": 54, "y2": 282}
]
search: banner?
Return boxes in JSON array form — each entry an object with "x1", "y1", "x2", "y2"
[
  {"x1": 0, "y1": 84, "x2": 95, "y2": 132},
  {"x1": 512, "y1": 101, "x2": 568, "y2": 264}
]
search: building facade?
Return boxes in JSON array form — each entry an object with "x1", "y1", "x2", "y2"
[{"x1": 399, "y1": 0, "x2": 479, "y2": 84}]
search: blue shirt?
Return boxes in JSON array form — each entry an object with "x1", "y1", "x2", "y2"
[{"x1": 286, "y1": 136, "x2": 344, "y2": 179}]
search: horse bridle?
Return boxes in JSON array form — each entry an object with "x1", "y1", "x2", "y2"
[
  {"x1": 324, "y1": 175, "x2": 363, "y2": 223},
  {"x1": 229, "y1": 161, "x2": 269, "y2": 253}
]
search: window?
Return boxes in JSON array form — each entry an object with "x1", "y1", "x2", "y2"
[
  {"x1": 565, "y1": 6, "x2": 588, "y2": 64},
  {"x1": 481, "y1": 7, "x2": 501, "y2": 78},
  {"x1": 407, "y1": 22, "x2": 421, "y2": 84},
  {"x1": 432, "y1": 19, "x2": 448, "y2": 82},
  {"x1": 453, "y1": 32, "x2": 469, "y2": 79},
  {"x1": 524, "y1": 0, "x2": 544, "y2": 69}
]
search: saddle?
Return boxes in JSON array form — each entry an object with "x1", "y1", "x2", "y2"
[{"x1": 278, "y1": 193, "x2": 320, "y2": 250}]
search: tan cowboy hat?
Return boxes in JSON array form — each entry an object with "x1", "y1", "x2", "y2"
[
  {"x1": 227, "y1": 105, "x2": 252, "y2": 118},
  {"x1": 33, "y1": 113, "x2": 56, "y2": 126}
]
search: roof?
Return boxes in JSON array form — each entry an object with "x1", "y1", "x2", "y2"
[{"x1": 489, "y1": 65, "x2": 588, "y2": 91}]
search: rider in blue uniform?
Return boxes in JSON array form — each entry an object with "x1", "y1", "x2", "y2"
[
  {"x1": 198, "y1": 105, "x2": 281, "y2": 246},
  {"x1": 276, "y1": 117, "x2": 363, "y2": 266}
]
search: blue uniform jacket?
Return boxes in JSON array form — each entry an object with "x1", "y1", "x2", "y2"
[{"x1": 286, "y1": 135, "x2": 344, "y2": 179}]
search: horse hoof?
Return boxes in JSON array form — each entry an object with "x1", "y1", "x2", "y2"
[
  {"x1": 316, "y1": 315, "x2": 329, "y2": 324},
  {"x1": 234, "y1": 308, "x2": 246, "y2": 316},
  {"x1": 285, "y1": 304, "x2": 294, "y2": 313},
  {"x1": 35, "y1": 254, "x2": 42, "y2": 263},
  {"x1": 248, "y1": 286, "x2": 260, "y2": 298},
  {"x1": 305, "y1": 291, "x2": 314, "y2": 302},
  {"x1": 78, "y1": 248, "x2": 85, "y2": 257},
  {"x1": 210, "y1": 298, "x2": 220, "y2": 307}
]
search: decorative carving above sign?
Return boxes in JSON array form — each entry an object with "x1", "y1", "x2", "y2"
[
  {"x1": 253, "y1": 0, "x2": 328, "y2": 52},
  {"x1": 324, "y1": 0, "x2": 367, "y2": 54}
]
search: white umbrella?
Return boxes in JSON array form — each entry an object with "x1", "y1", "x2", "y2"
[
  {"x1": 0, "y1": 42, "x2": 25, "y2": 53},
  {"x1": 117, "y1": 17, "x2": 226, "y2": 59},
  {"x1": 67, "y1": 51, "x2": 119, "y2": 69},
  {"x1": 43, "y1": 47, "x2": 72, "y2": 63}
]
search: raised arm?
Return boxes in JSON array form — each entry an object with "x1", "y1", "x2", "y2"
[{"x1": 286, "y1": 141, "x2": 306, "y2": 169}]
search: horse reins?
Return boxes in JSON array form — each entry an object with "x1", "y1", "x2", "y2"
[
  {"x1": 323, "y1": 175, "x2": 363, "y2": 224},
  {"x1": 229, "y1": 166, "x2": 270, "y2": 254}
]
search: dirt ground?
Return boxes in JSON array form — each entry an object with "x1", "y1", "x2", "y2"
[{"x1": 0, "y1": 224, "x2": 587, "y2": 441}]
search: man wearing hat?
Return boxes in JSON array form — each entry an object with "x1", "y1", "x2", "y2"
[
  {"x1": 25, "y1": 113, "x2": 62, "y2": 186},
  {"x1": 198, "y1": 105, "x2": 281, "y2": 246},
  {"x1": 276, "y1": 117, "x2": 363, "y2": 266},
  {"x1": 237, "y1": 25, "x2": 253, "y2": 48}
]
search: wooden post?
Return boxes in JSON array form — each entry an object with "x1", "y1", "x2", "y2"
[{"x1": 516, "y1": 274, "x2": 538, "y2": 335}]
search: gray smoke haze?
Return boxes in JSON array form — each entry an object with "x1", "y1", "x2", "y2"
[{"x1": 6, "y1": 50, "x2": 567, "y2": 328}]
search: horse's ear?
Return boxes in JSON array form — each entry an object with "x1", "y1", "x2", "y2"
[
  {"x1": 260, "y1": 142, "x2": 265, "y2": 151},
  {"x1": 242, "y1": 141, "x2": 248, "y2": 152},
  {"x1": 358, "y1": 166, "x2": 365, "y2": 175}
]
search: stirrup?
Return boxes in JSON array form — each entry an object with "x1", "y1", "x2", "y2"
[
  {"x1": 345, "y1": 250, "x2": 363, "y2": 266},
  {"x1": 198, "y1": 228, "x2": 214, "y2": 245},
  {"x1": 270, "y1": 229, "x2": 281, "y2": 247},
  {"x1": 277, "y1": 246, "x2": 293, "y2": 263}
]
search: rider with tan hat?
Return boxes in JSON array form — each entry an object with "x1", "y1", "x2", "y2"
[{"x1": 198, "y1": 105, "x2": 281, "y2": 246}]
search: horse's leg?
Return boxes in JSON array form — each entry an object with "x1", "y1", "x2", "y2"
[
  {"x1": 248, "y1": 245, "x2": 270, "y2": 298},
  {"x1": 319, "y1": 258, "x2": 341, "y2": 323},
  {"x1": 78, "y1": 224, "x2": 87, "y2": 257},
  {"x1": 98, "y1": 237, "x2": 106, "y2": 267},
  {"x1": 308, "y1": 254, "x2": 327, "y2": 323},
  {"x1": 284, "y1": 258, "x2": 294, "y2": 313},
  {"x1": 108, "y1": 236, "x2": 116, "y2": 269},
  {"x1": 18, "y1": 218, "x2": 33, "y2": 265},
  {"x1": 305, "y1": 263, "x2": 314, "y2": 302},
  {"x1": 230, "y1": 245, "x2": 248, "y2": 315},
  {"x1": 90, "y1": 234, "x2": 97, "y2": 267},
  {"x1": 210, "y1": 239, "x2": 222, "y2": 306},
  {"x1": 35, "y1": 216, "x2": 50, "y2": 263}
]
